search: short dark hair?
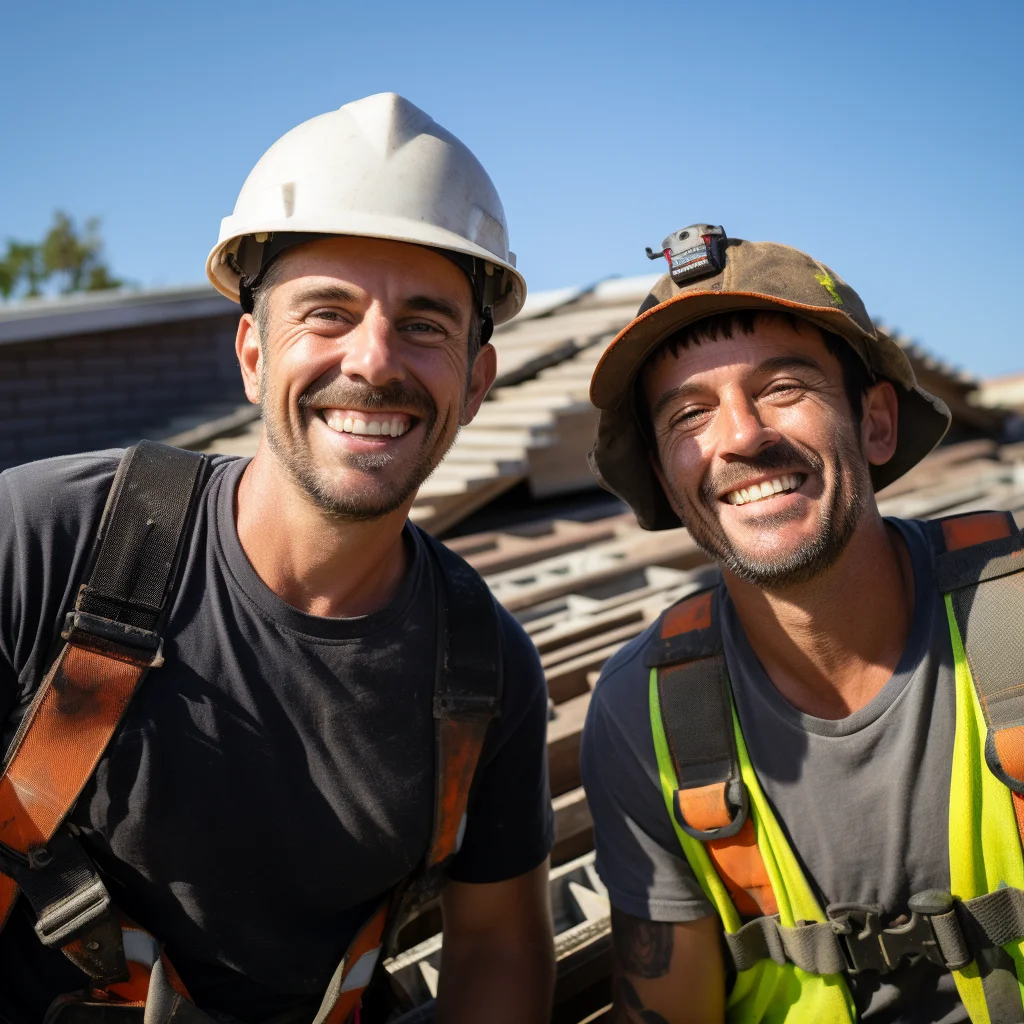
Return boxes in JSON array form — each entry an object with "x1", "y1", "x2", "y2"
[{"x1": 638, "y1": 309, "x2": 874, "y2": 433}]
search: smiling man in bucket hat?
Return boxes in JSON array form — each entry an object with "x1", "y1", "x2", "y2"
[{"x1": 581, "y1": 227, "x2": 1024, "y2": 1023}]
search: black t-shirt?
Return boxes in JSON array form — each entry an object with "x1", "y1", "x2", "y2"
[{"x1": 0, "y1": 452, "x2": 553, "y2": 1024}]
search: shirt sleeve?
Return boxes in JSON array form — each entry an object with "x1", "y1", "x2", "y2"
[
  {"x1": 581, "y1": 643, "x2": 715, "y2": 923},
  {"x1": 445, "y1": 605, "x2": 555, "y2": 884},
  {"x1": 0, "y1": 452, "x2": 120, "y2": 755}
]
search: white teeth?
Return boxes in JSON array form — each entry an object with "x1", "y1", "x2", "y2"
[
  {"x1": 725, "y1": 475, "x2": 802, "y2": 506},
  {"x1": 323, "y1": 411, "x2": 412, "y2": 437}
]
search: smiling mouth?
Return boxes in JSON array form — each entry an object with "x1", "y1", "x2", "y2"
[
  {"x1": 722, "y1": 473, "x2": 805, "y2": 507},
  {"x1": 319, "y1": 408, "x2": 414, "y2": 438}
]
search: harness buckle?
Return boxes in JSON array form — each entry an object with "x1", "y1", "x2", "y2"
[
  {"x1": 62, "y1": 611, "x2": 164, "y2": 668},
  {"x1": 34, "y1": 876, "x2": 113, "y2": 948},
  {"x1": 827, "y1": 893, "x2": 957, "y2": 974},
  {"x1": 432, "y1": 692, "x2": 500, "y2": 720}
]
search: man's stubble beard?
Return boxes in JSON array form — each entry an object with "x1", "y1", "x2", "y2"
[
  {"x1": 260, "y1": 369, "x2": 461, "y2": 523},
  {"x1": 664, "y1": 426, "x2": 870, "y2": 590}
]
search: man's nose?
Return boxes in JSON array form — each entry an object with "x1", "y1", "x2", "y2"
[
  {"x1": 337, "y1": 307, "x2": 404, "y2": 386},
  {"x1": 715, "y1": 391, "x2": 780, "y2": 458}
]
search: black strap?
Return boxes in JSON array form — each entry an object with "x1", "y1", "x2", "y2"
[
  {"x1": 5, "y1": 442, "x2": 210, "y2": 982},
  {"x1": 645, "y1": 589, "x2": 748, "y2": 841},
  {"x1": 70, "y1": 441, "x2": 210, "y2": 640},
  {"x1": 384, "y1": 533, "x2": 502, "y2": 950},
  {"x1": 423, "y1": 532, "x2": 503, "y2": 727}
]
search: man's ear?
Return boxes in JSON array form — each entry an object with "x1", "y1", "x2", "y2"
[
  {"x1": 861, "y1": 380, "x2": 900, "y2": 467},
  {"x1": 461, "y1": 343, "x2": 497, "y2": 425},
  {"x1": 236, "y1": 314, "x2": 262, "y2": 406}
]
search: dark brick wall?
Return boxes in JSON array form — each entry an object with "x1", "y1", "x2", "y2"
[{"x1": 0, "y1": 315, "x2": 245, "y2": 470}]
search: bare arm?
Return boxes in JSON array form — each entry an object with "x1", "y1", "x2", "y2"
[
  {"x1": 435, "y1": 859, "x2": 555, "y2": 1024},
  {"x1": 610, "y1": 907, "x2": 725, "y2": 1024}
]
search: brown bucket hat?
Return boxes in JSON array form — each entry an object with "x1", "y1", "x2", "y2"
[{"x1": 589, "y1": 232, "x2": 952, "y2": 530}]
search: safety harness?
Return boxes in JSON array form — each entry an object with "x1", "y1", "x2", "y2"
[
  {"x1": 0, "y1": 441, "x2": 503, "y2": 1023},
  {"x1": 649, "y1": 510, "x2": 1024, "y2": 1023}
]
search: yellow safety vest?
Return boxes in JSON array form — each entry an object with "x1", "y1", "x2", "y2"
[{"x1": 648, "y1": 511, "x2": 1024, "y2": 1023}]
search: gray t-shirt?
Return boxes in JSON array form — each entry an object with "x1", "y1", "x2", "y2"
[
  {"x1": 0, "y1": 451, "x2": 553, "y2": 1024},
  {"x1": 581, "y1": 518, "x2": 969, "y2": 1023}
]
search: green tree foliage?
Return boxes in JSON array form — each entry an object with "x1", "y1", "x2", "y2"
[{"x1": 0, "y1": 211, "x2": 122, "y2": 300}]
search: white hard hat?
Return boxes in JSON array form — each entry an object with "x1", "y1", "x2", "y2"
[{"x1": 206, "y1": 92, "x2": 526, "y2": 326}]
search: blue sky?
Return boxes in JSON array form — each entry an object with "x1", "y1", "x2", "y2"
[{"x1": 2, "y1": 0, "x2": 1021, "y2": 376}]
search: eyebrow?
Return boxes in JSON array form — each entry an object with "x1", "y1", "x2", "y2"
[
  {"x1": 757, "y1": 354, "x2": 828, "y2": 377},
  {"x1": 403, "y1": 294, "x2": 466, "y2": 323},
  {"x1": 648, "y1": 354, "x2": 829, "y2": 421},
  {"x1": 290, "y1": 284, "x2": 361, "y2": 307}
]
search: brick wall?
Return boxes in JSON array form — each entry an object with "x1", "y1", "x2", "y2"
[{"x1": 0, "y1": 314, "x2": 245, "y2": 470}]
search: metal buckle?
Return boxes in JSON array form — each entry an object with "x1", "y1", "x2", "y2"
[
  {"x1": 827, "y1": 899, "x2": 949, "y2": 974},
  {"x1": 62, "y1": 611, "x2": 164, "y2": 668},
  {"x1": 35, "y1": 877, "x2": 112, "y2": 948},
  {"x1": 432, "y1": 692, "x2": 500, "y2": 720},
  {"x1": 673, "y1": 777, "x2": 749, "y2": 841}
]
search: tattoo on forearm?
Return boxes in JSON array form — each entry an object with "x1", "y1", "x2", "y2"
[
  {"x1": 611, "y1": 907, "x2": 674, "y2": 979},
  {"x1": 614, "y1": 977, "x2": 672, "y2": 1024}
]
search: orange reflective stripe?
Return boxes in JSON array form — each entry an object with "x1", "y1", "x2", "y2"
[
  {"x1": 93, "y1": 921, "x2": 191, "y2": 1005},
  {"x1": 323, "y1": 903, "x2": 389, "y2": 1024},
  {"x1": 0, "y1": 644, "x2": 145, "y2": 853},
  {"x1": 428, "y1": 717, "x2": 490, "y2": 866},
  {"x1": 941, "y1": 511, "x2": 1013, "y2": 552},
  {"x1": 676, "y1": 783, "x2": 731, "y2": 832},
  {"x1": 660, "y1": 590, "x2": 712, "y2": 639},
  {"x1": 708, "y1": 819, "x2": 778, "y2": 918}
]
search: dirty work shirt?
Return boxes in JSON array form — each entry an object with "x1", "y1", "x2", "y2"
[
  {"x1": 0, "y1": 452, "x2": 553, "y2": 1024},
  {"x1": 582, "y1": 519, "x2": 971, "y2": 1024}
]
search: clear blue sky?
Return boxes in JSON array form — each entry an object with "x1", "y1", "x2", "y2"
[{"x1": 2, "y1": 0, "x2": 1021, "y2": 376}]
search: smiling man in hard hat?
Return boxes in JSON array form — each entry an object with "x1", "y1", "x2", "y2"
[
  {"x1": 581, "y1": 226, "x2": 1024, "y2": 1023},
  {"x1": 0, "y1": 94, "x2": 555, "y2": 1024}
]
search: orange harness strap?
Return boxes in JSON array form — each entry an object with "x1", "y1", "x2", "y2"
[
  {"x1": 656, "y1": 511, "x2": 1024, "y2": 926},
  {"x1": 0, "y1": 442, "x2": 209, "y2": 994},
  {"x1": 652, "y1": 589, "x2": 778, "y2": 919},
  {"x1": 0, "y1": 445, "x2": 499, "y2": 1024},
  {"x1": 0, "y1": 642, "x2": 150, "y2": 855}
]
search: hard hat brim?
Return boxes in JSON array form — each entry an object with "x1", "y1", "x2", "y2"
[{"x1": 206, "y1": 218, "x2": 527, "y2": 326}]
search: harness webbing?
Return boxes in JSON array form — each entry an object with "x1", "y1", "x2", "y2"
[
  {"x1": 646, "y1": 590, "x2": 775, "y2": 918},
  {"x1": 934, "y1": 511, "x2": 1024, "y2": 817},
  {"x1": 0, "y1": 442, "x2": 209, "y2": 984},
  {"x1": 650, "y1": 510, "x2": 1024, "y2": 1024},
  {"x1": 0, "y1": 443, "x2": 502, "y2": 1024}
]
